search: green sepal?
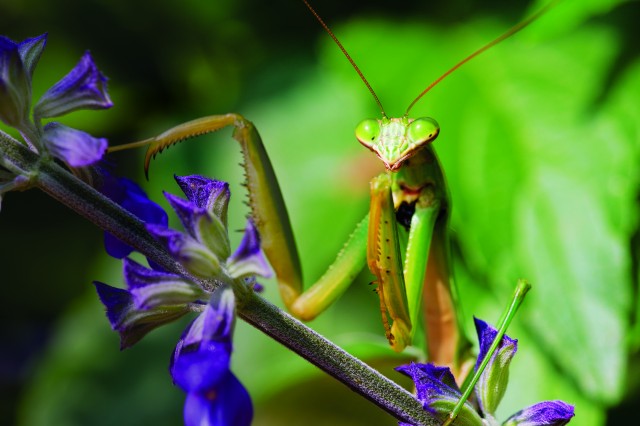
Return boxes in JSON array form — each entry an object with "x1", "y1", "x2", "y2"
[
  {"x1": 179, "y1": 237, "x2": 223, "y2": 279},
  {"x1": 430, "y1": 398, "x2": 484, "y2": 426},
  {"x1": 195, "y1": 211, "x2": 231, "y2": 262},
  {"x1": 477, "y1": 342, "x2": 516, "y2": 415}
]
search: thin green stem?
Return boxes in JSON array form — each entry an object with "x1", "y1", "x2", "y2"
[
  {"x1": 443, "y1": 279, "x2": 531, "y2": 426},
  {"x1": 0, "y1": 136, "x2": 437, "y2": 425}
]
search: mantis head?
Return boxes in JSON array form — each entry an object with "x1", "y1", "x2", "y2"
[
  {"x1": 355, "y1": 116, "x2": 439, "y2": 171},
  {"x1": 303, "y1": 0, "x2": 555, "y2": 171}
]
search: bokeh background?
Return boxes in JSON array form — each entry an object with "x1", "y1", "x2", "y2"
[{"x1": 1, "y1": 0, "x2": 639, "y2": 424}]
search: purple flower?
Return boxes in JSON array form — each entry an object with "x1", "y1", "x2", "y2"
[
  {"x1": 504, "y1": 401, "x2": 575, "y2": 426},
  {"x1": 227, "y1": 219, "x2": 272, "y2": 279},
  {"x1": 172, "y1": 286, "x2": 252, "y2": 426},
  {"x1": 95, "y1": 176, "x2": 266, "y2": 425},
  {"x1": 396, "y1": 363, "x2": 482, "y2": 424},
  {"x1": 42, "y1": 122, "x2": 107, "y2": 167},
  {"x1": 183, "y1": 372, "x2": 252, "y2": 426},
  {"x1": 93, "y1": 256, "x2": 212, "y2": 349},
  {"x1": 473, "y1": 317, "x2": 518, "y2": 416},
  {"x1": 97, "y1": 172, "x2": 168, "y2": 260},
  {"x1": 1, "y1": 33, "x2": 111, "y2": 170},
  {"x1": 148, "y1": 175, "x2": 272, "y2": 282},
  {"x1": 175, "y1": 175, "x2": 230, "y2": 226},
  {"x1": 93, "y1": 281, "x2": 192, "y2": 349},
  {"x1": 397, "y1": 319, "x2": 575, "y2": 426},
  {"x1": 0, "y1": 34, "x2": 45, "y2": 127},
  {"x1": 34, "y1": 50, "x2": 112, "y2": 118},
  {"x1": 124, "y1": 258, "x2": 206, "y2": 309}
]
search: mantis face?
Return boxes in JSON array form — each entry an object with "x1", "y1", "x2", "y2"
[{"x1": 355, "y1": 116, "x2": 440, "y2": 171}]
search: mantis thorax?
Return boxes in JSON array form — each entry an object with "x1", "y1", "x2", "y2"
[{"x1": 355, "y1": 116, "x2": 440, "y2": 171}]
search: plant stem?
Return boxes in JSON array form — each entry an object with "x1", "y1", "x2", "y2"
[
  {"x1": 0, "y1": 137, "x2": 437, "y2": 425},
  {"x1": 239, "y1": 292, "x2": 436, "y2": 425}
]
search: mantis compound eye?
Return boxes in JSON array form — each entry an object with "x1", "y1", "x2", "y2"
[
  {"x1": 355, "y1": 118, "x2": 380, "y2": 145},
  {"x1": 407, "y1": 117, "x2": 439, "y2": 144}
]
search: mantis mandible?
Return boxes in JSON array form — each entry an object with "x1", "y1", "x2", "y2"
[{"x1": 110, "y1": 0, "x2": 554, "y2": 379}]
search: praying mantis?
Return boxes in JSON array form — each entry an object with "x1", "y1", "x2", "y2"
[{"x1": 111, "y1": 0, "x2": 554, "y2": 380}]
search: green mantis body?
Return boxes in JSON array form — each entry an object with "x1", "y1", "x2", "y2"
[
  {"x1": 123, "y1": 110, "x2": 472, "y2": 376},
  {"x1": 112, "y1": 1, "x2": 554, "y2": 382}
]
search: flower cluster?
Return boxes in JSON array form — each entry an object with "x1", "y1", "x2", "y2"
[
  {"x1": 397, "y1": 318, "x2": 574, "y2": 426},
  {"x1": 0, "y1": 34, "x2": 112, "y2": 207},
  {"x1": 95, "y1": 174, "x2": 270, "y2": 425}
]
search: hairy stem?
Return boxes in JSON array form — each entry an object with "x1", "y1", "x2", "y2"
[
  {"x1": 239, "y1": 293, "x2": 435, "y2": 425},
  {"x1": 0, "y1": 138, "x2": 436, "y2": 425}
]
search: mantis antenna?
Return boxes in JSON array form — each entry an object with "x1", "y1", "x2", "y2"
[
  {"x1": 304, "y1": 0, "x2": 558, "y2": 117},
  {"x1": 302, "y1": 0, "x2": 387, "y2": 118},
  {"x1": 405, "y1": 0, "x2": 560, "y2": 116}
]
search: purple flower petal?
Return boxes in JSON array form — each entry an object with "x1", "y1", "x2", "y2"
[
  {"x1": 183, "y1": 372, "x2": 253, "y2": 426},
  {"x1": 202, "y1": 284, "x2": 236, "y2": 343},
  {"x1": 146, "y1": 224, "x2": 190, "y2": 257},
  {"x1": 98, "y1": 174, "x2": 168, "y2": 260},
  {"x1": 94, "y1": 281, "x2": 131, "y2": 329},
  {"x1": 180, "y1": 287, "x2": 235, "y2": 347},
  {"x1": 473, "y1": 318, "x2": 518, "y2": 416},
  {"x1": 0, "y1": 36, "x2": 31, "y2": 127},
  {"x1": 474, "y1": 318, "x2": 518, "y2": 372},
  {"x1": 163, "y1": 192, "x2": 207, "y2": 238},
  {"x1": 396, "y1": 363, "x2": 461, "y2": 410},
  {"x1": 42, "y1": 122, "x2": 107, "y2": 166},
  {"x1": 171, "y1": 286, "x2": 249, "y2": 426},
  {"x1": 94, "y1": 281, "x2": 190, "y2": 349},
  {"x1": 102, "y1": 233, "x2": 134, "y2": 259},
  {"x1": 175, "y1": 175, "x2": 230, "y2": 225},
  {"x1": 123, "y1": 258, "x2": 206, "y2": 309},
  {"x1": 226, "y1": 219, "x2": 272, "y2": 279},
  {"x1": 34, "y1": 51, "x2": 112, "y2": 118},
  {"x1": 119, "y1": 179, "x2": 168, "y2": 225},
  {"x1": 504, "y1": 401, "x2": 575, "y2": 426},
  {"x1": 0, "y1": 36, "x2": 18, "y2": 60},
  {"x1": 171, "y1": 287, "x2": 236, "y2": 392},
  {"x1": 172, "y1": 340, "x2": 231, "y2": 393}
]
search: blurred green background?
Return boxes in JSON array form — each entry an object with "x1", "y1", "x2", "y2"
[{"x1": 1, "y1": 0, "x2": 639, "y2": 424}]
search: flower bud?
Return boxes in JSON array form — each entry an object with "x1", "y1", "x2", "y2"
[
  {"x1": 147, "y1": 224, "x2": 223, "y2": 279},
  {"x1": 34, "y1": 51, "x2": 112, "y2": 118},
  {"x1": 503, "y1": 401, "x2": 575, "y2": 426},
  {"x1": 473, "y1": 318, "x2": 518, "y2": 416},
  {"x1": 17, "y1": 34, "x2": 47, "y2": 79},
  {"x1": 0, "y1": 36, "x2": 31, "y2": 127}
]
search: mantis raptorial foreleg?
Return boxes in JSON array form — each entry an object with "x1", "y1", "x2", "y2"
[
  {"x1": 367, "y1": 173, "x2": 411, "y2": 351},
  {"x1": 114, "y1": 114, "x2": 371, "y2": 321}
]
